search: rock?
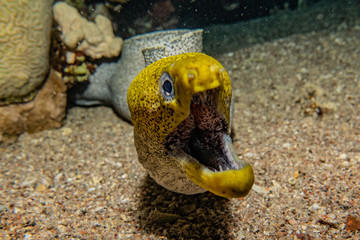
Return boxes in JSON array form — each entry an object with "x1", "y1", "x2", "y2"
[{"x1": 0, "y1": 70, "x2": 67, "y2": 144}]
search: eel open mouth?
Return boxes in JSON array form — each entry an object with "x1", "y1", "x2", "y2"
[
  {"x1": 165, "y1": 88, "x2": 254, "y2": 198},
  {"x1": 165, "y1": 89, "x2": 244, "y2": 172}
]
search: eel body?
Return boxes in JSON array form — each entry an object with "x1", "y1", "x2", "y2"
[{"x1": 128, "y1": 52, "x2": 254, "y2": 198}]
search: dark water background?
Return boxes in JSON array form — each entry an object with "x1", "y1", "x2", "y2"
[{"x1": 84, "y1": 0, "x2": 359, "y2": 55}]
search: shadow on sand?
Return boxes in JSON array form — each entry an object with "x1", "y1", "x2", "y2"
[{"x1": 136, "y1": 175, "x2": 234, "y2": 239}]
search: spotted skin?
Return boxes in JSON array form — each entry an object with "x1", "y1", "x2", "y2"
[{"x1": 127, "y1": 52, "x2": 254, "y2": 197}]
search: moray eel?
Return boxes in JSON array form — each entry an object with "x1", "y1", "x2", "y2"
[{"x1": 128, "y1": 52, "x2": 254, "y2": 198}]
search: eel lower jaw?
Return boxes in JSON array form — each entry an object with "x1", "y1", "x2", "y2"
[{"x1": 169, "y1": 133, "x2": 254, "y2": 198}]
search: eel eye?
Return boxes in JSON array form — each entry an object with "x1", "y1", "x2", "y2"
[
  {"x1": 163, "y1": 80, "x2": 172, "y2": 95},
  {"x1": 160, "y1": 72, "x2": 175, "y2": 101}
]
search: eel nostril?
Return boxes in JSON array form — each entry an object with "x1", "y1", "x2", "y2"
[
  {"x1": 188, "y1": 72, "x2": 195, "y2": 82},
  {"x1": 187, "y1": 69, "x2": 197, "y2": 82}
]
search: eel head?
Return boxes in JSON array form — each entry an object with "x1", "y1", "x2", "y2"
[{"x1": 128, "y1": 53, "x2": 254, "y2": 198}]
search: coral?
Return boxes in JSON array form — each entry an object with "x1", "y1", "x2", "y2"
[
  {"x1": 0, "y1": 69, "x2": 67, "y2": 144},
  {"x1": 64, "y1": 63, "x2": 91, "y2": 82},
  {"x1": 50, "y1": 25, "x2": 97, "y2": 88},
  {"x1": 0, "y1": 0, "x2": 53, "y2": 102},
  {"x1": 53, "y1": 2, "x2": 123, "y2": 59}
]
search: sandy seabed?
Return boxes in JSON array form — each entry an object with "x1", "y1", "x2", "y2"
[{"x1": 1, "y1": 28, "x2": 359, "y2": 239}]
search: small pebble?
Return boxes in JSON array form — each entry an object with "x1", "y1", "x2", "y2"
[
  {"x1": 252, "y1": 184, "x2": 269, "y2": 194},
  {"x1": 320, "y1": 214, "x2": 339, "y2": 228},
  {"x1": 283, "y1": 142, "x2": 291, "y2": 149},
  {"x1": 62, "y1": 127, "x2": 73, "y2": 136},
  {"x1": 54, "y1": 172, "x2": 64, "y2": 182},
  {"x1": 36, "y1": 183, "x2": 47, "y2": 192},
  {"x1": 120, "y1": 214, "x2": 128, "y2": 222},
  {"x1": 57, "y1": 225, "x2": 68, "y2": 233},
  {"x1": 244, "y1": 152, "x2": 254, "y2": 157},
  {"x1": 338, "y1": 153, "x2": 348, "y2": 160},
  {"x1": 288, "y1": 177, "x2": 297, "y2": 185},
  {"x1": 309, "y1": 203, "x2": 320, "y2": 211},
  {"x1": 23, "y1": 234, "x2": 33, "y2": 240}
]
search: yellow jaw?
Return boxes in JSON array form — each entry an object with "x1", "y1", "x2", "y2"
[{"x1": 183, "y1": 158, "x2": 254, "y2": 198}]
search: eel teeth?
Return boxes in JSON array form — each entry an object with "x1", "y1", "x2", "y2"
[{"x1": 192, "y1": 89, "x2": 216, "y2": 106}]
